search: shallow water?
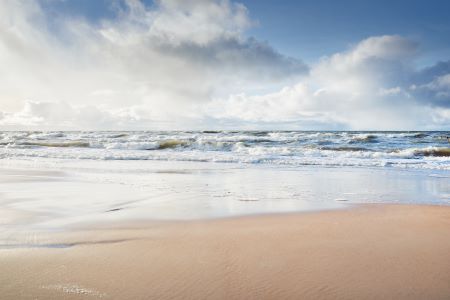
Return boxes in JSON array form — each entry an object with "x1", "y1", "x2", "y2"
[
  {"x1": 0, "y1": 132, "x2": 449, "y2": 246},
  {"x1": 0, "y1": 159, "x2": 448, "y2": 233}
]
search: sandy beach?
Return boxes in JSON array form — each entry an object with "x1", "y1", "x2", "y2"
[
  {"x1": 1, "y1": 204, "x2": 449, "y2": 299},
  {"x1": 2, "y1": 0, "x2": 450, "y2": 298}
]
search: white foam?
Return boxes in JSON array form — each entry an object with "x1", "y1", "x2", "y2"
[{"x1": 0, "y1": 131, "x2": 448, "y2": 170}]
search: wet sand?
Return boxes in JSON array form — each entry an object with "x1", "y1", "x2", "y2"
[{"x1": 1, "y1": 205, "x2": 450, "y2": 299}]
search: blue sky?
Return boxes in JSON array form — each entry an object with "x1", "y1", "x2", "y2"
[
  {"x1": 42, "y1": 0, "x2": 450, "y2": 64},
  {"x1": 0, "y1": 0, "x2": 449, "y2": 130},
  {"x1": 245, "y1": 0, "x2": 450, "y2": 65}
]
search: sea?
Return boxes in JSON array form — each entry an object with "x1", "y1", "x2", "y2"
[
  {"x1": 0, "y1": 131, "x2": 449, "y2": 235},
  {"x1": 0, "y1": 131, "x2": 449, "y2": 170}
]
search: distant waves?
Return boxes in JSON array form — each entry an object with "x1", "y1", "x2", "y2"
[{"x1": 0, "y1": 131, "x2": 449, "y2": 170}]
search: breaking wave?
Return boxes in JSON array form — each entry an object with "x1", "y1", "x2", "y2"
[
  {"x1": 0, "y1": 131, "x2": 449, "y2": 170},
  {"x1": 16, "y1": 141, "x2": 91, "y2": 148},
  {"x1": 321, "y1": 146, "x2": 371, "y2": 152},
  {"x1": 157, "y1": 140, "x2": 190, "y2": 150},
  {"x1": 413, "y1": 147, "x2": 450, "y2": 157}
]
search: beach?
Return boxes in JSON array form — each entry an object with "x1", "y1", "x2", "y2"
[
  {"x1": 0, "y1": 131, "x2": 449, "y2": 299},
  {"x1": 2, "y1": 0, "x2": 450, "y2": 296},
  {"x1": 1, "y1": 205, "x2": 450, "y2": 299},
  {"x1": 0, "y1": 0, "x2": 450, "y2": 300}
]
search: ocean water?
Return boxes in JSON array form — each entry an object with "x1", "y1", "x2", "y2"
[
  {"x1": 0, "y1": 131, "x2": 449, "y2": 170},
  {"x1": 0, "y1": 131, "x2": 449, "y2": 241}
]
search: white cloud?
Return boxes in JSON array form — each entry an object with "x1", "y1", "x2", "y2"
[
  {"x1": 0, "y1": 101, "x2": 150, "y2": 130},
  {"x1": 0, "y1": 1, "x2": 448, "y2": 130},
  {"x1": 420, "y1": 74, "x2": 450, "y2": 99},
  {"x1": 0, "y1": 0, "x2": 306, "y2": 129},
  {"x1": 205, "y1": 35, "x2": 450, "y2": 130},
  {"x1": 430, "y1": 108, "x2": 450, "y2": 128}
]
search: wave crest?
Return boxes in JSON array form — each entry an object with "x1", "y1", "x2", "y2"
[
  {"x1": 20, "y1": 141, "x2": 90, "y2": 148},
  {"x1": 414, "y1": 147, "x2": 450, "y2": 157},
  {"x1": 157, "y1": 140, "x2": 190, "y2": 150}
]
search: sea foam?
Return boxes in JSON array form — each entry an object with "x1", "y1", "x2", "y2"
[{"x1": 0, "y1": 131, "x2": 448, "y2": 170}]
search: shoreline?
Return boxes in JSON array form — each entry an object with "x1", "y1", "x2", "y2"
[
  {"x1": 1, "y1": 163, "x2": 449, "y2": 232},
  {"x1": 1, "y1": 204, "x2": 450, "y2": 299}
]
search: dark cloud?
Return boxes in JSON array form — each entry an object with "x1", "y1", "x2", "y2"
[
  {"x1": 410, "y1": 61, "x2": 450, "y2": 108},
  {"x1": 155, "y1": 36, "x2": 308, "y2": 82}
]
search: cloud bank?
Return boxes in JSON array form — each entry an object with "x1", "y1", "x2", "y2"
[
  {"x1": 207, "y1": 35, "x2": 450, "y2": 130},
  {"x1": 0, "y1": 0, "x2": 449, "y2": 130}
]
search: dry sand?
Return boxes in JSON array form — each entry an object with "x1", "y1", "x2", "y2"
[{"x1": 1, "y1": 205, "x2": 450, "y2": 299}]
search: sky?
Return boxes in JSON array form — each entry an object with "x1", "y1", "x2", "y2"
[{"x1": 0, "y1": 0, "x2": 449, "y2": 130}]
